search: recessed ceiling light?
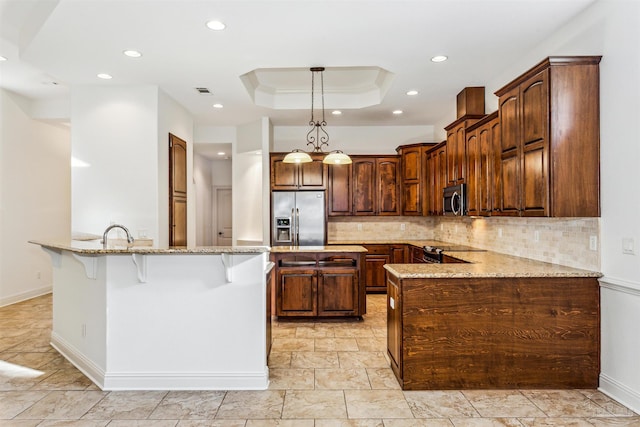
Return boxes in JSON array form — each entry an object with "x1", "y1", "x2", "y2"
[
  {"x1": 431, "y1": 55, "x2": 448, "y2": 63},
  {"x1": 332, "y1": 110, "x2": 342, "y2": 115},
  {"x1": 123, "y1": 50, "x2": 142, "y2": 58},
  {"x1": 206, "y1": 20, "x2": 226, "y2": 30},
  {"x1": 217, "y1": 151, "x2": 225, "y2": 156},
  {"x1": 213, "y1": 103, "x2": 223, "y2": 109},
  {"x1": 406, "y1": 90, "x2": 419, "y2": 96},
  {"x1": 393, "y1": 110, "x2": 403, "y2": 115},
  {"x1": 97, "y1": 73, "x2": 113, "y2": 80},
  {"x1": 0, "y1": 56, "x2": 7, "y2": 61}
]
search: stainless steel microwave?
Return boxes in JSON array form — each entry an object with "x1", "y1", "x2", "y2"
[{"x1": 443, "y1": 184, "x2": 466, "y2": 216}]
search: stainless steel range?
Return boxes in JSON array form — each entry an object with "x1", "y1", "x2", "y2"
[{"x1": 422, "y1": 244, "x2": 485, "y2": 263}]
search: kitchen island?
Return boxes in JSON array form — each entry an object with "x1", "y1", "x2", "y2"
[
  {"x1": 384, "y1": 250, "x2": 602, "y2": 390},
  {"x1": 30, "y1": 239, "x2": 271, "y2": 391},
  {"x1": 271, "y1": 245, "x2": 367, "y2": 318}
]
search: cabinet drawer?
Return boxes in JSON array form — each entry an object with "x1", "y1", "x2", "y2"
[{"x1": 364, "y1": 244, "x2": 390, "y2": 255}]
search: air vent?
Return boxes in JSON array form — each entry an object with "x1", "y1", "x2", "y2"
[{"x1": 195, "y1": 87, "x2": 211, "y2": 94}]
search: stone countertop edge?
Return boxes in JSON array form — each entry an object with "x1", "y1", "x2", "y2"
[
  {"x1": 29, "y1": 239, "x2": 270, "y2": 255},
  {"x1": 383, "y1": 250, "x2": 602, "y2": 279},
  {"x1": 270, "y1": 245, "x2": 368, "y2": 253}
]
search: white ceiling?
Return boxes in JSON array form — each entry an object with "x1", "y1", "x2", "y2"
[{"x1": 0, "y1": 0, "x2": 596, "y2": 128}]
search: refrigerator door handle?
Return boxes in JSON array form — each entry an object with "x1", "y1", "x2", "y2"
[
  {"x1": 296, "y1": 208, "x2": 300, "y2": 246},
  {"x1": 291, "y1": 208, "x2": 296, "y2": 246}
]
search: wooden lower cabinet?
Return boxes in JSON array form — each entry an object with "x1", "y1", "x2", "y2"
[
  {"x1": 273, "y1": 251, "x2": 365, "y2": 318},
  {"x1": 363, "y1": 244, "x2": 406, "y2": 293},
  {"x1": 387, "y1": 273, "x2": 600, "y2": 389}
]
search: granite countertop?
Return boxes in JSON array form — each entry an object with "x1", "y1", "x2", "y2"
[
  {"x1": 329, "y1": 239, "x2": 448, "y2": 247},
  {"x1": 29, "y1": 239, "x2": 270, "y2": 255},
  {"x1": 384, "y1": 250, "x2": 602, "y2": 279},
  {"x1": 271, "y1": 245, "x2": 368, "y2": 253}
]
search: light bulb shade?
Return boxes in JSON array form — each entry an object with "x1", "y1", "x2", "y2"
[
  {"x1": 323, "y1": 150, "x2": 352, "y2": 165},
  {"x1": 283, "y1": 149, "x2": 313, "y2": 164}
]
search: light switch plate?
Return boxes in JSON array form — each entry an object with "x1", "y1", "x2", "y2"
[{"x1": 622, "y1": 238, "x2": 635, "y2": 255}]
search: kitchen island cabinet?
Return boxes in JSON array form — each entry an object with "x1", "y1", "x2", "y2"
[
  {"x1": 384, "y1": 252, "x2": 601, "y2": 390},
  {"x1": 30, "y1": 239, "x2": 271, "y2": 391},
  {"x1": 271, "y1": 246, "x2": 367, "y2": 318}
]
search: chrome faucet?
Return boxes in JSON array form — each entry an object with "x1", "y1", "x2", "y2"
[{"x1": 102, "y1": 224, "x2": 134, "y2": 248}]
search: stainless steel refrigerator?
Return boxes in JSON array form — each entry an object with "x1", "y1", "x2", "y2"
[{"x1": 272, "y1": 191, "x2": 325, "y2": 246}]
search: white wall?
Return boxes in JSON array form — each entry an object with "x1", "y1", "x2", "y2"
[
  {"x1": 0, "y1": 89, "x2": 70, "y2": 305},
  {"x1": 71, "y1": 86, "x2": 159, "y2": 241},
  {"x1": 273, "y1": 125, "x2": 435, "y2": 154}
]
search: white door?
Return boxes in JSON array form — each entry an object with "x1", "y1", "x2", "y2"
[{"x1": 216, "y1": 187, "x2": 232, "y2": 245}]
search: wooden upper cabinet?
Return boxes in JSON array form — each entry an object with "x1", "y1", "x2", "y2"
[
  {"x1": 352, "y1": 156, "x2": 401, "y2": 216},
  {"x1": 495, "y1": 56, "x2": 601, "y2": 217},
  {"x1": 445, "y1": 116, "x2": 483, "y2": 186},
  {"x1": 271, "y1": 153, "x2": 327, "y2": 190},
  {"x1": 327, "y1": 164, "x2": 352, "y2": 216},
  {"x1": 465, "y1": 112, "x2": 499, "y2": 217},
  {"x1": 397, "y1": 143, "x2": 435, "y2": 216},
  {"x1": 425, "y1": 141, "x2": 447, "y2": 216}
]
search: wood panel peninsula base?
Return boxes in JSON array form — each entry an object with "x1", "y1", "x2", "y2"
[
  {"x1": 271, "y1": 246, "x2": 367, "y2": 319},
  {"x1": 30, "y1": 239, "x2": 271, "y2": 391},
  {"x1": 385, "y1": 256, "x2": 601, "y2": 390}
]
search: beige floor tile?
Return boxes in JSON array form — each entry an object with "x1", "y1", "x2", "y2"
[
  {"x1": 81, "y1": 390, "x2": 167, "y2": 419},
  {"x1": 315, "y1": 420, "x2": 384, "y2": 427},
  {"x1": 295, "y1": 326, "x2": 335, "y2": 338},
  {"x1": 586, "y1": 417, "x2": 640, "y2": 426},
  {"x1": 579, "y1": 390, "x2": 638, "y2": 416},
  {"x1": 344, "y1": 390, "x2": 413, "y2": 418},
  {"x1": 404, "y1": 390, "x2": 480, "y2": 418},
  {"x1": 267, "y1": 351, "x2": 292, "y2": 368},
  {"x1": 215, "y1": 390, "x2": 285, "y2": 419},
  {"x1": 2, "y1": 352, "x2": 60, "y2": 369},
  {"x1": 106, "y1": 421, "x2": 178, "y2": 427},
  {"x1": 450, "y1": 418, "x2": 524, "y2": 426},
  {"x1": 338, "y1": 351, "x2": 389, "y2": 368},
  {"x1": 0, "y1": 390, "x2": 48, "y2": 418},
  {"x1": 520, "y1": 390, "x2": 611, "y2": 418},
  {"x1": 148, "y1": 390, "x2": 226, "y2": 419},
  {"x1": 0, "y1": 420, "x2": 42, "y2": 426},
  {"x1": 366, "y1": 368, "x2": 401, "y2": 390},
  {"x1": 36, "y1": 421, "x2": 111, "y2": 427},
  {"x1": 282, "y1": 390, "x2": 347, "y2": 419},
  {"x1": 33, "y1": 369, "x2": 93, "y2": 390},
  {"x1": 290, "y1": 351, "x2": 339, "y2": 368},
  {"x1": 517, "y1": 418, "x2": 596, "y2": 426},
  {"x1": 354, "y1": 337, "x2": 386, "y2": 352},
  {"x1": 271, "y1": 338, "x2": 315, "y2": 352},
  {"x1": 246, "y1": 420, "x2": 314, "y2": 426},
  {"x1": 314, "y1": 338, "x2": 359, "y2": 352},
  {"x1": 176, "y1": 421, "x2": 247, "y2": 427},
  {"x1": 333, "y1": 327, "x2": 375, "y2": 338},
  {"x1": 382, "y1": 420, "x2": 454, "y2": 426},
  {"x1": 315, "y1": 368, "x2": 371, "y2": 390},
  {"x1": 462, "y1": 390, "x2": 546, "y2": 418},
  {"x1": 268, "y1": 368, "x2": 315, "y2": 390},
  {"x1": 15, "y1": 390, "x2": 107, "y2": 420}
]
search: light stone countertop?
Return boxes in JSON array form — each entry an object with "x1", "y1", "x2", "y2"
[
  {"x1": 29, "y1": 239, "x2": 270, "y2": 255},
  {"x1": 271, "y1": 245, "x2": 368, "y2": 253},
  {"x1": 384, "y1": 250, "x2": 602, "y2": 279}
]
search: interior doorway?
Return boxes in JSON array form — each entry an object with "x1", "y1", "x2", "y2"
[
  {"x1": 169, "y1": 133, "x2": 187, "y2": 246},
  {"x1": 216, "y1": 187, "x2": 232, "y2": 245}
]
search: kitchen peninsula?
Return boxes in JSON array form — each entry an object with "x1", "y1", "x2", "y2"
[
  {"x1": 30, "y1": 239, "x2": 271, "y2": 391},
  {"x1": 384, "y1": 249, "x2": 602, "y2": 390}
]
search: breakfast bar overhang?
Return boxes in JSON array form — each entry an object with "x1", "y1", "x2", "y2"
[{"x1": 30, "y1": 239, "x2": 272, "y2": 391}]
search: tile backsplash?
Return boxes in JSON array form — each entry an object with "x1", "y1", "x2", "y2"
[{"x1": 329, "y1": 216, "x2": 600, "y2": 271}]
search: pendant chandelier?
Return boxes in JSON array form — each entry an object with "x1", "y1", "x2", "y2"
[{"x1": 282, "y1": 67, "x2": 352, "y2": 165}]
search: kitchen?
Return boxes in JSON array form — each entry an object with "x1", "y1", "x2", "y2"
[{"x1": 1, "y1": 0, "x2": 639, "y2": 422}]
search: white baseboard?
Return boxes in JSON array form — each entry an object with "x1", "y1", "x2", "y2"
[
  {"x1": 0, "y1": 285, "x2": 52, "y2": 308},
  {"x1": 51, "y1": 332, "x2": 269, "y2": 391},
  {"x1": 599, "y1": 373, "x2": 640, "y2": 414}
]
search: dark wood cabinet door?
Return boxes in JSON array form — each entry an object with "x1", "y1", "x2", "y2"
[
  {"x1": 327, "y1": 164, "x2": 353, "y2": 216},
  {"x1": 317, "y1": 268, "x2": 359, "y2": 316},
  {"x1": 377, "y1": 157, "x2": 401, "y2": 215},
  {"x1": 402, "y1": 146, "x2": 421, "y2": 181},
  {"x1": 520, "y1": 70, "x2": 549, "y2": 216},
  {"x1": 169, "y1": 133, "x2": 187, "y2": 246},
  {"x1": 271, "y1": 154, "x2": 326, "y2": 190},
  {"x1": 390, "y1": 245, "x2": 406, "y2": 263},
  {"x1": 387, "y1": 275, "x2": 402, "y2": 381},
  {"x1": 466, "y1": 129, "x2": 480, "y2": 216},
  {"x1": 353, "y1": 158, "x2": 376, "y2": 215},
  {"x1": 364, "y1": 254, "x2": 390, "y2": 293},
  {"x1": 497, "y1": 88, "x2": 521, "y2": 216},
  {"x1": 276, "y1": 268, "x2": 317, "y2": 316},
  {"x1": 436, "y1": 145, "x2": 447, "y2": 215}
]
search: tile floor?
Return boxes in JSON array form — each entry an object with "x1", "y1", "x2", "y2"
[{"x1": 1, "y1": 293, "x2": 639, "y2": 426}]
